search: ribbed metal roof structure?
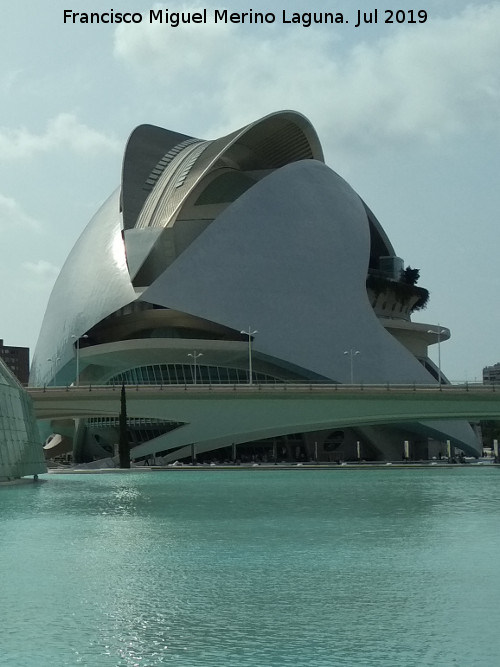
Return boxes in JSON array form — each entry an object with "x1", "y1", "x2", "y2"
[{"x1": 125, "y1": 111, "x2": 322, "y2": 230}]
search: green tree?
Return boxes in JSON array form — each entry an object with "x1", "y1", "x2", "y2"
[
  {"x1": 401, "y1": 266, "x2": 420, "y2": 285},
  {"x1": 118, "y1": 383, "x2": 130, "y2": 468}
]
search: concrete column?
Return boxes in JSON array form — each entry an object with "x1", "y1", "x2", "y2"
[{"x1": 403, "y1": 440, "x2": 411, "y2": 460}]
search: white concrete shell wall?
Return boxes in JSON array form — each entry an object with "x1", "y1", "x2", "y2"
[
  {"x1": 0, "y1": 359, "x2": 45, "y2": 480},
  {"x1": 30, "y1": 189, "x2": 137, "y2": 387},
  {"x1": 143, "y1": 160, "x2": 433, "y2": 385},
  {"x1": 141, "y1": 160, "x2": 478, "y2": 453}
]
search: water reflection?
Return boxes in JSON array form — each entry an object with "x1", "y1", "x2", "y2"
[{"x1": 2, "y1": 469, "x2": 500, "y2": 666}]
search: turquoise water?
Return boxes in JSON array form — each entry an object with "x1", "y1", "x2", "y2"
[{"x1": 2, "y1": 468, "x2": 500, "y2": 666}]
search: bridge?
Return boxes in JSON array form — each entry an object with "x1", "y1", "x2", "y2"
[
  {"x1": 28, "y1": 383, "x2": 500, "y2": 460},
  {"x1": 28, "y1": 382, "x2": 500, "y2": 421}
]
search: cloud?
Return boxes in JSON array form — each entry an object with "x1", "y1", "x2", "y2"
[
  {"x1": 113, "y1": 3, "x2": 500, "y2": 152},
  {"x1": 0, "y1": 68, "x2": 23, "y2": 94},
  {"x1": 21, "y1": 260, "x2": 60, "y2": 291},
  {"x1": 0, "y1": 193, "x2": 40, "y2": 230},
  {"x1": 0, "y1": 113, "x2": 121, "y2": 161}
]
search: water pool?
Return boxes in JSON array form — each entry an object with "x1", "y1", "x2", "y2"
[{"x1": 2, "y1": 468, "x2": 500, "y2": 666}]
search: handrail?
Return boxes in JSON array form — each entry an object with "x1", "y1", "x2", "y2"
[{"x1": 27, "y1": 382, "x2": 499, "y2": 395}]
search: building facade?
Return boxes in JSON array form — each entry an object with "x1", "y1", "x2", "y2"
[
  {"x1": 30, "y1": 111, "x2": 480, "y2": 463},
  {"x1": 0, "y1": 339, "x2": 29, "y2": 385},
  {"x1": 483, "y1": 363, "x2": 500, "y2": 384}
]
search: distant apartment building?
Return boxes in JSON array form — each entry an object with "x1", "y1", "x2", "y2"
[
  {"x1": 0, "y1": 339, "x2": 29, "y2": 385},
  {"x1": 483, "y1": 363, "x2": 500, "y2": 384}
]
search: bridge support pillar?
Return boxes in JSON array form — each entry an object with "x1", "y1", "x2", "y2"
[
  {"x1": 404, "y1": 440, "x2": 410, "y2": 461},
  {"x1": 447, "y1": 440, "x2": 453, "y2": 460}
]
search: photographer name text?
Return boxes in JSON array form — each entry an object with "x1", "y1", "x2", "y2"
[{"x1": 63, "y1": 8, "x2": 429, "y2": 28}]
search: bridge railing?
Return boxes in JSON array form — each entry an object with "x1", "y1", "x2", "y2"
[{"x1": 27, "y1": 382, "x2": 499, "y2": 394}]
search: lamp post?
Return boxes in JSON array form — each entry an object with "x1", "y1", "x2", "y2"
[
  {"x1": 427, "y1": 326, "x2": 446, "y2": 385},
  {"x1": 343, "y1": 349, "x2": 360, "y2": 384},
  {"x1": 240, "y1": 327, "x2": 258, "y2": 385},
  {"x1": 71, "y1": 334, "x2": 88, "y2": 386},
  {"x1": 187, "y1": 351, "x2": 203, "y2": 385},
  {"x1": 47, "y1": 357, "x2": 61, "y2": 386}
]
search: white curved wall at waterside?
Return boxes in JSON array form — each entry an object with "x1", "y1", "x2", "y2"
[{"x1": 0, "y1": 359, "x2": 46, "y2": 480}]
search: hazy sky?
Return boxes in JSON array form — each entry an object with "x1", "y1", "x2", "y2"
[{"x1": 1, "y1": 0, "x2": 498, "y2": 382}]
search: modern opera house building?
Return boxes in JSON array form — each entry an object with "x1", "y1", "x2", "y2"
[{"x1": 30, "y1": 111, "x2": 479, "y2": 463}]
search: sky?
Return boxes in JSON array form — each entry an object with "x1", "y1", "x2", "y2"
[{"x1": 0, "y1": 0, "x2": 498, "y2": 383}]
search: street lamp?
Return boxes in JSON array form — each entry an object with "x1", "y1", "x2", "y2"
[
  {"x1": 47, "y1": 356, "x2": 61, "y2": 386},
  {"x1": 240, "y1": 327, "x2": 258, "y2": 385},
  {"x1": 427, "y1": 326, "x2": 447, "y2": 385},
  {"x1": 343, "y1": 349, "x2": 360, "y2": 384},
  {"x1": 187, "y1": 351, "x2": 203, "y2": 385},
  {"x1": 71, "y1": 334, "x2": 88, "y2": 386}
]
